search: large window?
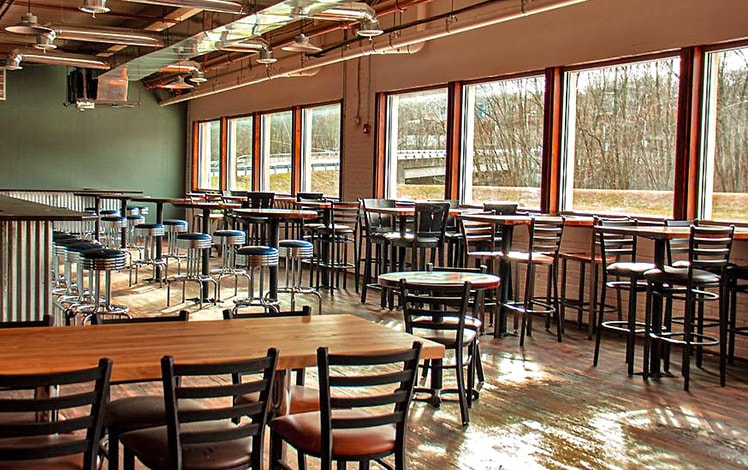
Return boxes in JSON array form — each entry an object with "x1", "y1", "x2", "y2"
[
  {"x1": 563, "y1": 57, "x2": 681, "y2": 216},
  {"x1": 386, "y1": 88, "x2": 448, "y2": 200},
  {"x1": 196, "y1": 120, "x2": 221, "y2": 190},
  {"x1": 462, "y1": 75, "x2": 545, "y2": 208},
  {"x1": 261, "y1": 110, "x2": 293, "y2": 194},
  {"x1": 701, "y1": 46, "x2": 748, "y2": 221},
  {"x1": 302, "y1": 103, "x2": 341, "y2": 197},
  {"x1": 227, "y1": 116, "x2": 253, "y2": 191}
]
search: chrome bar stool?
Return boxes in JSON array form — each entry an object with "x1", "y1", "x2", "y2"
[
  {"x1": 126, "y1": 214, "x2": 145, "y2": 248},
  {"x1": 61, "y1": 240, "x2": 101, "y2": 325},
  {"x1": 278, "y1": 239, "x2": 322, "y2": 314},
  {"x1": 101, "y1": 215, "x2": 126, "y2": 250},
  {"x1": 125, "y1": 206, "x2": 140, "y2": 217},
  {"x1": 54, "y1": 237, "x2": 86, "y2": 303},
  {"x1": 211, "y1": 229, "x2": 250, "y2": 301},
  {"x1": 76, "y1": 248, "x2": 129, "y2": 323},
  {"x1": 163, "y1": 219, "x2": 188, "y2": 274},
  {"x1": 232, "y1": 245, "x2": 281, "y2": 314},
  {"x1": 167, "y1": 232, "x2": 217, "y2": 309},
  {"x1": 52, "y1": 232, "x2": 77, "y2": 295},
  {"x1": 130, "y1": 223, "x2": 167, "y2": 286}
]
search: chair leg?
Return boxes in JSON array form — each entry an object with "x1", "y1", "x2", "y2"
[
  {"x1": 455, "y1": 349, "x2": 470, "y2": 426},
  {"x1": 593, "y1": 282, "x2": 607, "y2": 367},
  {"x1": 270, "y1": 430, "x2": 284, "y2": 470},
  {"x1": 107, "y1": 431, "x2": 120, "y2": 470},
  {"x1": 122, "y1": 449, "x2": 135, "y2": 470}
]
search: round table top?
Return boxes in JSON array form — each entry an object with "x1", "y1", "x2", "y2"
[
  {"x1": 233, "y1": 208, "x2": 319, "y2": 219},
  {"x1": 378, "y1": 270, "x2": 500, "y2": 289}
]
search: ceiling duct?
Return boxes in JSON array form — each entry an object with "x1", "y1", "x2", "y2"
[
  {"x1": 97, "y1": 0, "x2": 367, "y2": 83},
  {"x1": 14, "y1": 48, "x2": 111, "y2": 69},
  {"x1": 67, "y1": 68, "x2": 138, "y2": 110},
  {"x1": 51, "y1": 25, "x2": 164, "y2": 47},
  {"x1": 120, "y1": 0, "x2": 244, "y2": 14}
]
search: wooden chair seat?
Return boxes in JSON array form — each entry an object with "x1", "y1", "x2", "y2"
[
  {"x1": 271, "y1": 410, "x2": 396, "y2": 458},
  {"x1": 0, "y1": 434, "x2": 86, "y2": 470},
  {"x1": 503, "y1": 250, "x2": 556, "y2": 265},
  {"x1": 420, "y1": 328, "x2": 477, "y2": 347},
  {"x1": 105, "y1": 396, "x2": 205, "y2": 434}
]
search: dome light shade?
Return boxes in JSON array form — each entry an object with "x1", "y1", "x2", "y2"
[
  {"x1": 189, "y1": 71, "x2": 207, "y2": 83},
  {"x1": 5, "y1": 12, "x2": 54, "y2": 35},
  {"x1": 256, "y1": 47, "x2": 277, "y2": 64},
  {"x1": 281, "y1": 34, "x2": 321, "y2": 53},
  {"x1": 4, "y1": 53, "x2": 23, "y2": 71},
  {"x1": 357, "y1": 18, "x2": 383, "y2": 37},
  {"x1": 80, "y1": 0, "x2": 110, "y2": 15},
  {"x1": 163, "y1": 76, "x2": 195, "y2": 90},
  {"x1": 34, "y1": 31, "x2": 57, "y2": 50}
]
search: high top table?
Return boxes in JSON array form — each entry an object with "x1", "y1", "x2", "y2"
[
  {"x1": 232, "y1": 208, "x2": 319, "y2": 301},
  {"x1": 74, "y1": 190, "x2": 144, "y2": 246}
]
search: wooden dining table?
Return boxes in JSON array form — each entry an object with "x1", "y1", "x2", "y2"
[{"x1": 0, "y1": 314, "x2": 444, "y2": 384}]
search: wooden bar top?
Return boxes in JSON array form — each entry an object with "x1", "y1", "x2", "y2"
[
  {"x1": 0, "y1": 314, "x2": 444, "y2": 383},
  {"x1": 0, "y1": 195, "x2": 95, "y2": 222}
]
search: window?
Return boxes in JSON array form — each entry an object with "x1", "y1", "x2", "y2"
[
  {"x1": 261, "y1": 110, "x2": 293, "y2": 194},
  {"x1": 302, "y1": 103, "x2": 341, "y2": 197},
  {"x1": 385, "y1": 88, "x2": 448, "y2": 200},
  {"x1": 701, "y1": 46, "x2": 748, "y2": 221},
  {"x1": 227, "y1": 116, "x2": 253, "y2": 191},
  {"x1": 562, "y1": 57, "x2": 681, "y2": 216},
  {"x1": 196, "y1": 120, "x2": 221, "y2": 190},
  {"x1": 462, "y1": 75, "x2": 545, "y2": 208}
]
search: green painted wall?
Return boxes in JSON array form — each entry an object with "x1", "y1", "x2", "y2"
[{"x1": 0, "y1": 65, "x2": 186, "y2": 217}]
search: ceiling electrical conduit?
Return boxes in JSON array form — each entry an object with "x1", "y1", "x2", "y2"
[{"x1": 159, "y1": 0, "x2": 589, "y2": 106}]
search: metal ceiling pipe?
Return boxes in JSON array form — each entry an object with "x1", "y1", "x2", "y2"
[
  {"x1": 160, "y1": 0, "x2": 590, "y2": 106},
  {"x1": 15, "y1": 48, "x2": 111, "y2": 69},
  {"x1": 51, "y1": 24, "x2": 164, "y2": 47},
  {"x1": 120, "y1": 0, "x2": 243, "y2": 14}
]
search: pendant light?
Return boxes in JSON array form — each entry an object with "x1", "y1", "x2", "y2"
[
  {"x1": 256, "y1": 47, "x2": 277, "y2": 64},
  {"x1": 34, "y1": 31, "x2": 57, "y2": 50},
  {"x1": 281, "y1": 34, "x2": 321, "y2": 53},
  {"x1": 163, "y1": 76, "x2": 195, "y2": 90},
  {"x1": 80, "y1": 0, "x2": 110, "y2": 16},
  {"x1": 5, "y1": 0, "x2": 54, "y2": 35}
]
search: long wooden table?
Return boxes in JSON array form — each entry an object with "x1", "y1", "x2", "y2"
[{"x1": 0, "y1": 314, "x2": 444, "y2": 383}]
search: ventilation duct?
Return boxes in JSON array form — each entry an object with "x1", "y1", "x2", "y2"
[
  {"x1": 51, "y1": 25, "x2": 164, "y2": 47},
  {"x1": 12, "y1": 48, "x2": 111, "y2": 69},
  {"x1": 67, "y1": 68, "x2": 138, "y2": 110}
]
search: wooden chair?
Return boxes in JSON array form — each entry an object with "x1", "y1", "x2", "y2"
[
  {"x1": 269, "y1": 342, "x2": 422, "y2": 470},
  {"x1": 98, "y1": 311, "x2": 192, "y2": 470},
  {"x1": 120, "y1": 349, "x2": 278, "y2": 470},
  {"x1": 400, "y1": 280, "x2": 476, "y2": 426},
  {"x1": 0, "y1": 358, "x2": 112, "y2": 470}
]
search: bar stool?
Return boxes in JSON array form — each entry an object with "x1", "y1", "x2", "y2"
[
  {"x1": 279, "y1": 239, "x2": 322, "y2": 313},
  {"x1": 725, "y1": 265, "x2": 748, "y2": 367},
  {"x1": 125, "y1": 206, "x2": 140, "y2": 217},
  {"x1": 53, "y1": 237, "x2": 86, "y2": 303},
  {"x1": 136, "y1": 205, "x2": 149, "y2": 221},
  {"x1": 163, "y1": 219, "x2": 188, "y2": 274},
  {"x1": 211, "y1": 229, "x2": 250, "y2": 301},
  {"x1": 77, "y1": 248, "x2": 129, "y2": 323},
  {"x1": 232, "y1": 245, "x2": 281, "y2": 314},
  {"x1": 101, "y1": 215, "x2": 126, "y2": 250},
  {"x1": 166, "y1": 233, "x2": 217, "y2": 309},
  {"x1": 313, "y1": 201, "x2": 359, "y2": 291},
  {"x1": 100, "y1": 209, "x2": 120, "y2": 217},
  {"x1": 61, "y1": 240, "x2": 101, "y2": 325},
  {"x1": 81, "y1": 208, "x2": 98, "y2": 240},
  {"x1": 126, "y1": 214, "x2": 145, "y2": 248},
  {"x1": 130, "y1": 223, "x2": 166, "y2": 286},
  {"x1": 52, "y1": 232, "x2": 78, "y2": 295}
]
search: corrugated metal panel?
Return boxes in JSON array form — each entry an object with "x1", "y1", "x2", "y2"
[
  {"x1": 0, "y1": 220, "x2": 52, "y2": 322},
  {"x1": 0, "y1": 190, "x2": 117, "y2": 233}
]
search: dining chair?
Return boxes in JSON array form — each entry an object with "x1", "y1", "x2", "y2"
[
  {"x1": 241, "y1": 192, "x2": 275, "y2": 243},
  {"x1": 385, "y1": 201, "x2": 450, "y2": 272},
  {"x1": 120, "y1": 349, "x2": 278, "y2": 470},
  {"x1": 97, "y1": 311, "x2": 193, "y2": 470},
  {"x1": 643, "y1": 224, "x2": 734, "y2": 390},
  {"x1": 400, "y1": 280, "x2": 476, "y2": 426},
  {"x1": 359, "y1": 198, "x2": 397, "y2": 304},
  {"x1": 269, "y1": 342, "x2": 422, "y2": 470},
  {"x1": 0, "y1": 357, "x2": 112, "y2": 470}
]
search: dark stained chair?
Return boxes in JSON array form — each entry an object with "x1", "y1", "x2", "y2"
[
  {"x1": 400, "y1": 280, "x2": 476, "y2": 426},
  {"x1": 0, "y1": 357, "x2": 112, "y2": 470},
  {"x1": 120, "y1": 349, "x2": 278, "y2": 470},
  {"x1": 97, "y1": 311, "x2": 193, "y2": 470},
  {"x1": 385, "y1": 202, "x2": 450, "y2": 272},
  {"x1": 359, "y1": 198, "x2": 397, "y2": 304},
  {"x1": 269, "y1": 343, "x2": 422, "y2": 470},
  {"x1": 240, "y1": 191, "x2": 275, "y2": 243}
]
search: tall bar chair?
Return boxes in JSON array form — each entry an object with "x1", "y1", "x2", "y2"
[
  {"x1": 385, "y1": 201, "x2": 450, "y2": 272},
  {"x1": 359, "y1": 198, "x2": 396, "y2": 303},
  {"x1": 232, "y1": 245, "x2": 280, "y2": 314},
  {"x1": 501, "y1": 216, "x2": 565, "y2": 346},
  {"x1": 211, "y1": 229, "x2": 250, "y2": 301},
  {"x1": 313, "y1": 201, "x2": 359, "y2": 291},
  {"x1": 166, "y1": 232, "x2": 217, "y2": 309},
  {"x1": 162, "y1": 219, "x2": 188, "y2": 274},
  {"x1": 130, "y1": 223, "x2": 166, "y2": 286},
  {"x1": 77, "y1": 248, "x2": 130, "y2": 323},
  {"x1": 278, "y1": 239, "x2": 322, "y2": 313},
  {"x1": 643, "y1": 224, "x2": 734, "y2": 390}
]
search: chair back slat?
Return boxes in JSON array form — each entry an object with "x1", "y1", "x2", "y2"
[
  {"x1": 528, "y1": 216, "x2": 565, "y2": 257},
  {"x1": 414, "y1": 202, "x2": 450, "y2": 239},
  {"x1": 688, "y1": 225, "x2": 734, "y2": 276},
  {"x1": 245, "y1": 192, "x2": 275, "y2": 209},
  {"x1": 0, "y1": 358, "x2": 111, "y2": 470},
  {"x1": 595, "y1": 216, "x2": 639, "y2": 263}
]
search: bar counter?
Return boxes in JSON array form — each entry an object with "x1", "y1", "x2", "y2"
[{"x1": 0, "y1": 195, "x2": 93, "y2": 323}]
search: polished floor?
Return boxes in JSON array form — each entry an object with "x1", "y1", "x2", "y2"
[{"x1": 103, "y1": 261, "x2": 748, "y2": 470}]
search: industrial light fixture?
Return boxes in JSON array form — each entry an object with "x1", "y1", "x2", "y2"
[
  {"x1": 5, "y1": 0, "x2": 54, "y2": 35},
  {"x1": 189, "y1": 70, "x2": 207, "y2": 83},
  {"x1": 256, "y1": 47, "x2": 277, "y2": 64},
  {"x1": 3, "y1": 53, "x2": 23, "y2": 71},
  {"x1": 52, "y1": 25, "x2": 164, "y2": 47},
  {"x1": 17, "y1": 49, "x2": 110, "y2": 69},
  {"x1": 160, "y1": 61, "x2": 202, "y2": 73},
  {"x1": 218, "y1": 39, "x2": 265, "y2": 53},
  {"x1": 34, "y1": 31, "x2": 57, "y2": 50},
  {"x1": 80, "y1": 0, "x2": 110, "y2": 16},
  {"x1": 357, "y1": 18, "x2": 383, "y2": 37},
  {"x1": 281, "y1": 34, "x2": 321, "y2": 53},
  {"x1": 163, "y1": 76, "x2": 194, "y2": 90}
]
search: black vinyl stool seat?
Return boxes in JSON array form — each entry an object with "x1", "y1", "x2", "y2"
[
  {"x1": 643, "y1": 224, "x2": 734, "y2": 391},
  {"x1": 232, "y1": 245, "x2": 280, "y2": 314},
  {"x1": 0, "y1": 358, "x2": 112, "y2": 470},
  {"x1": 120, "y1": 349, "x2": 278, "y2": 470},
  {"x1": 269, "y1": 343, "x2": 422, "y2": 470}
]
